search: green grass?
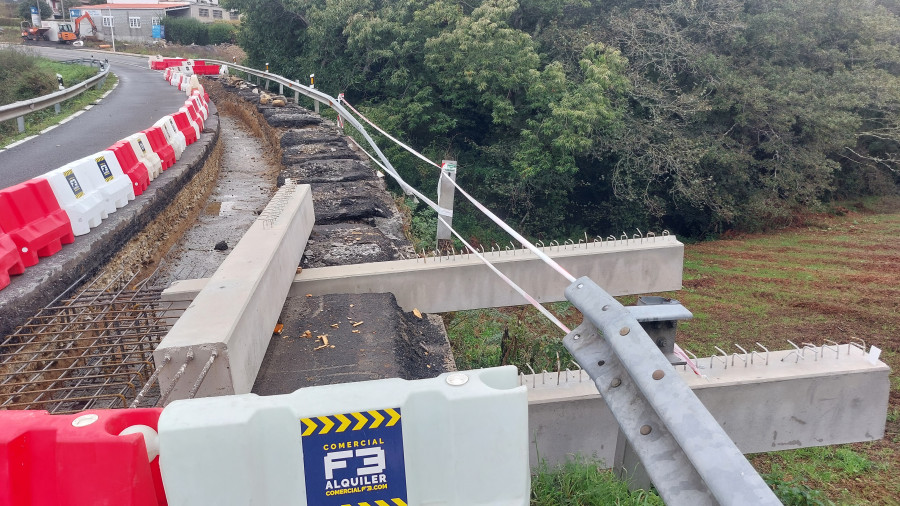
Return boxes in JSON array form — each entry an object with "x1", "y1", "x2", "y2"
[
  {"x1": 531, "y1": 458, "x2": 662, "y2": 506},
  {"x1": 448, "y1": 200, "x2": 900, "y2": 503}
]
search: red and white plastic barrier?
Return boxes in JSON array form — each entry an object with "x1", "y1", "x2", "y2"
[
  {"x1": 0, "y1": 55, "x2": 215, "y2": 291},
  {"x1": 0, "y1": 179, "x2": 74, "y2": 269},
  {"x1": 109, "y1": 140, "x2": 152, "y2": 193},
  {"x1": 153, "y1": 116, "x2": 186, "y2": 160},
  {"x1": 0, "y1": 409, "x2": 166, "y2": 506}
]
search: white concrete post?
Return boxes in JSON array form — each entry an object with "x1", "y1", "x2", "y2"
[{"x1": 436, "y1": 160, "x2": 457, "y2": 241}]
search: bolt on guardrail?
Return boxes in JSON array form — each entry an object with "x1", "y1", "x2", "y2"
[{"x1": 564, "y1": 276, "x2": 781, "y2": 505}]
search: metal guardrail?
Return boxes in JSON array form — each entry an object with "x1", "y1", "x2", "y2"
[
  {"x1": 0, "y1": 58, "x2": 110, "y2": 132},
  {"x1": 202, "y1": 60, "x2": 414, "y2": 199},
  {"x1": 192, "y1": 61, "x2": 782, "y2": 504}
]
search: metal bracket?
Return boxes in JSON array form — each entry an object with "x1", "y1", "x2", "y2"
[{"x1": 564, "y1": 277, "x2": 780, "y2": 506}]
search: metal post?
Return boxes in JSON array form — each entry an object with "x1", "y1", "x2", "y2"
[
  {"x1": 16, "y1": 116, "x2": 25, "y2": 133},
  {"x1": 436, "y1": 160, "x2": 457, "y2": 242},
  {"x1": 279, "y1": 83, "x2": 283, "y2": 95},
  {"x1": 294, "y1": 90, "x2": 299, "y2": 105},
  {"x1": 310, "y1": 74, "x2": 319, "y2": 114},
  {"x1": 563, "y1": 276, "x2": 780, "y2": 506}
]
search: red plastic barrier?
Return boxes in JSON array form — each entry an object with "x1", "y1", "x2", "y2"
[
  {"x1": 108, "y1": 141, "x2": 151, "y2": 195},
  {"x1": 172, "y1": 112, "x2": 198, "y2": 145},
  {"x1": 192, "y1": 65, "x2": 220, "y2": 76},
  {"x1": 0, "y1": 179, "x2": 74, "y2": 267},
  {"x1": 0, "y1": 229, "x2": 25, "y2": 290},
  {"x1": 141, "y1": 127, "x2": 175, "y2": 170},
  {"x1": 183, "y1": 102, "x2": 204, "y2": 130},
  {"x1": 0, "y1": 409, "x2": 167, "y2": 506},
  {"x1": 192, "y1": 59, "x2": 205, "y2": 65}
]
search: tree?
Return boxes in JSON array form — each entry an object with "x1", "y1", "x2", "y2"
[
  {"x1": 222, "y1": 0, "x2": 900, "y2": 239},
  {"x1": 18, "y1": 0, "x2": 52, "y2": 20}
]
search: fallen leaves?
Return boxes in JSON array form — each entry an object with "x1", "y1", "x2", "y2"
[{"x1": 413, "y1": 308, "x2": 422, "y2": 319}]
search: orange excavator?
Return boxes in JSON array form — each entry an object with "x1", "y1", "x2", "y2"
[{"x1": 57, "y1": 13, "x2": 98, "y2": 43}]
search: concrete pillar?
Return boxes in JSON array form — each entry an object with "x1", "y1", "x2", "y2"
[
  {"x1": 162, "y1": 234, "x2": 685, "y2": 314},
  {"x1": 154, "y1": 181, "x2": 315, "y2": 400},
  {"x1": 436, "y1": 160, "x2": 457, "y2": 241},
  {"x1": 16, "y1": 116, "x2": 24, "y2": 133},
  {"x1": 527, "y1": 344, "x2": 890, "y2": 470}
]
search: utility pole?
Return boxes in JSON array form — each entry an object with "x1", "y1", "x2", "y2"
[{"x1": 108, "y1": 6, "x2": 115, "y2": 52}]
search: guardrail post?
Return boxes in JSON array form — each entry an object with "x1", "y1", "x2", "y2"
[
  {"x1": 279, "y1": 83, "x2": 283, "y2": 95},
  {"x1": 16, "y1": 116, "x2": 25, "y2": 133},
  {"x1": 436, "y1": 160, "x2": 457, "y2": 242},
  {"x1": 294, "y1": 90, "x2": 299, "y2": 105},
  {"x1": 54, "y1": 104, "x2": 61, "y2": 115}
]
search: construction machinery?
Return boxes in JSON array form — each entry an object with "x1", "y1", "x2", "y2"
[
  {"x1": 58, "y1": 13, "x2": 98, "y2": 43},
  {"x1": 20, "y1": 21, "x2": 49, "y2": 41}
]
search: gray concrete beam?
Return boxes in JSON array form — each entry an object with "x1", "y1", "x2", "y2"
[
  {"x1": 154, "y1": 180, "x2": 315, "y2": 400},
  {"x1": 162, "y1": 234, "x2": 684, "y2": 313},
  {"x1": 527, "y1": 344, "x2": 891, "y2": 469}
]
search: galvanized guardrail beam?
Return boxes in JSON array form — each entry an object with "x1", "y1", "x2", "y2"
[
  {"x1": 0, "y1": 58, "x2": 110, "y2": 132},
  {"x1": 564, "y1": 276, "x2": 781, "y2": 505}
]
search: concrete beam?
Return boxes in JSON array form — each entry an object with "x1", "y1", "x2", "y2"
[
  {"x1": 162, "y1": 234, "x2": 684, "y2": 313},
  {"x1": 527, "y1": 344, "x2": 890, "y2": 470},
  {"x1": 154, "y1": 180, "x2": 315, "y2": 400}
]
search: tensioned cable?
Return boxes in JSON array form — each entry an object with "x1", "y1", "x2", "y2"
[
  {"x1": 439, "y1": 216, "x2": 570, "y2": 334},
  {"x1": 339, "y1": 98, "x2": 442, "y2": 169},
  {"x1": 340, "y1": 97, "x2": 576, "y2": 283},
  {"x1": 349, "y1": 136, "x2": 570, "y2": 333}
]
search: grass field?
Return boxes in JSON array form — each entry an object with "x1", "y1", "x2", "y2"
[{"x1": 446, "y1": 197, "x2": 900, "y2": 504}]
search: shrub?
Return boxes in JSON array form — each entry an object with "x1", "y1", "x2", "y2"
[
  {"x1": 161, "y1": 17, "x2": 208, "y2": 45},
  {"x1": 207, "y1": 22, "x2": 236, "y2": 45}
]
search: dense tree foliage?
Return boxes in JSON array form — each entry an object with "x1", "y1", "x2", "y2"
[
  {"x1": 17, "y1": 0, "x2": 52, "y2": 20},
  {"x1": 223, "y1": 0, "x2": 900, "y2": 238}
]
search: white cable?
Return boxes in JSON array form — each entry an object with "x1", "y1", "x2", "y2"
[
  {"x1": 440, "y1": 216, "x2": 570, "y2": 334},
  {"x1": 341, "y1": 96, "x2": 576, "y2": 283},
  {"x1": 340, "y1": 98, "x2": 442, "y2": 169}
]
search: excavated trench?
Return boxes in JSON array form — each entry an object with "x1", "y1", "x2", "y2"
[{"x1": 0, "y1": 75, "x2": 455, "y2": 412}]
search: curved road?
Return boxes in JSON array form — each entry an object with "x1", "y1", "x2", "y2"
[{"x1": 0, "y1": 46, "x2": 189, "y2": 189}]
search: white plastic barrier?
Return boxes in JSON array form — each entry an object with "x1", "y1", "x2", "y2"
[
  {"x1": 158, "y1": 367, "x2": 529, "y2": 506},
  {"x1": 125, "y1": 132, "x2": 163, "y2": 179},
  {"x1": 69, "y1": 151, "x2": 135, "y2": 212},
  {"x1": 154, "y1": 116, "x2": 186, "y2": 160},
  {"x1": 41, "y1": 152, "x2": 134, "y2": 236}
]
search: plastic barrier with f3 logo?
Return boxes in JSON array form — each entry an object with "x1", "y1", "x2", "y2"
[
  {"x1": 153, "y1": 116, "x2": 186, "y2": 160},
  {"x1": 125, "y1": 133, "x2": 163, "y2": 177},
  {"x1": 42, "y1": 153, "x2": 134, "y2": 236},
  {"x1": 108, "y1": 141, "x2": 151, "y2": 194},
  {"x1": 67, "y1": 152, "x2": 136, "y2": 212},
  {"x1": 0, "y1": 409, "x2": 166, "y2": 506},
  {"x1": 158, "y1": 367, "x2": 529, "y2": 506},
  {"x1": 0, "y1": 229, "x2": 26, "y2": 290},
  {"x1": 0, "y1": 179, "x2": 75, "y2": 267}
]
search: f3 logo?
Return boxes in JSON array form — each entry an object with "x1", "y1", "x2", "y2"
[{"x1": 324, "y1": 447, "x2": 386, "y2": 479}]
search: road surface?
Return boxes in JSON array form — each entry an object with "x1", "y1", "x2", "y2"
[{"x1": 0, "y1": 46, "x2": 188, "y2": 189}]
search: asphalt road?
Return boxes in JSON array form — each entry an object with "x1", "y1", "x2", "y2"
[{"x1": 0, "y1": 46, "x2": 189, "y2": 189}]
